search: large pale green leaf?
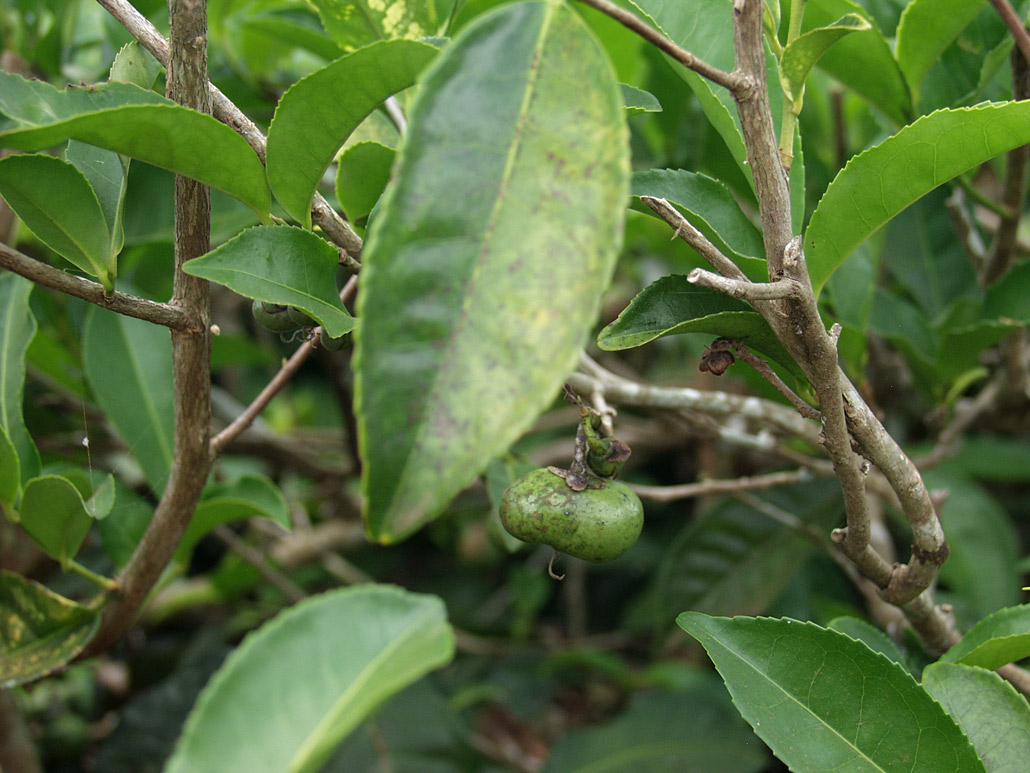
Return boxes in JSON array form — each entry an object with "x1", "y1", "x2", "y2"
[
  {"x1": 630, "y1": 169, "x2": 765, "y2": 279},
  {"x1": 265, "y1": 40, "x2": 437, "y2": 227},
  {"x1": 183, "y1": 225, "x2": 354, "y2": 338},
  {"x1": 940, "y1": 605, "x2": 1030, "y2": 669},
  {"x1": 82, "y1": 307, "x2": 174, "y2": 495},
  {"x1": 545, "y1": 681, "x2": 767, "y2": 772},
  {"x1": 174, "y1": 474, "x2": 291, "y2": 563},
  {"x1": 805, "y1": 103, "x2": 1030, "y2": 297},
  {"x1": 923, "y1": 663, "x2": 1030, "y2": 771},
  {"x1": 597, "y1": 275, "x2": 804, "y2": 380},
  {"x1": 0, "y1": 273, "x2": 39, "y2": 483},
  {"x1": 896, "y1": 0, "x2": 986, "y2": 99},
  {"x1": 0, "y1": 153, "x2": 112, "y2": 284},
  {"x1": 354, "y1": 0, "x2": 630, "y2": 541},
  {"x1": 0, "y1": 571, "x2": 101, "y2": 688},
  {"x1": 309, "y1": 0, "x2": 438, "y2": 52},
  {"x1": 166, "y1": 585, "x2": 455, "y2": 773},
  {"x1": 779, "y1": 14, "x2": 871, "y2": 103},
  {"x1": 678, "y1": 614, "x2": 985, "y2": 772},
  {"x1": 0, "y1": 72, "x2": 270, "y2": 218},
  {"x1": 17, "y1": 474, "x2": 112, "y2": 563},
  {"x1": 803, "y1": 0, "x2": 911, "y2": 126}
]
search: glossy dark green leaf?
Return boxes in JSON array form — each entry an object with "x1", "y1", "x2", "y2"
[
  {"x1": 309, "y1": 0, "x2": 439, "y2": 52},
  {"x1": 895, "y1": 0, "x2": 986, "y2": 99},
  {"x1": 183, "y1": 225, "x2": 354, "y2": 338},
  {"x1": 265, "y1": 40, "x2": 437, "y2": 227},
  {"x1": 82, "y1": 307, "x2": 174, "y2": 495},
  {"x1": 0, "y1": 571, "x2": 101, "y2": 688},
  {"x1": 678, "y1": 614, "x2": 985, "y2": 772},
  {"x1": 803, "y1": 0, "x2": 911, "y2": 126},
  {"x1": 598, "y1": 275, "x2": 803, "y2": 380},
  {"x1": 355, "y1": 0, "x2": 630, "y2": 541},
  {"x1": 780, "y1": 14, "x2": 871, "y2": 103},
  {"x1": 652, "y1": 482, "x2": 841, "y2": 622},
  {"x1": 923, "y1": 663, "x2": 1030, "y2": 771},
  {"x1": 620, "y1": 83, "x2": 661, "y2": 115},
  {"x1": 939, "y1": 605, "x2": 1030, "y2": 670},
  {"x1": 335, "y1": 141, "x2": 395, "y2": 224},
  {"x1": 17, "y1": 474, "x2": 112, "y2": 563},
  {"x1": 545, "y1": 682, "x2": 767, "y2": 772},
  {"x1": 0, "y1": 273, "x2": 40, "y2": 483},
  {"x1": 805, "y1": 103, "x2": 1030, "y2": 297},
  {"x1": 0, "y1": 72, "x2": 270, "y2": 217},
  {"x1": 0, "y1": 153, "x2": 113, "y2": 284},
  {"x1": 166, "y1": 586, "x2": 454, "y2": 773},
  {"x1": 827, "y1": 616, "x2": 916, "y2": 675},
  {"x1": 631, "y1": 169, "x2": 766, "y2": 279},
  {"x1": 174, "y1": 474, "x2": 291, "y2": 563}
]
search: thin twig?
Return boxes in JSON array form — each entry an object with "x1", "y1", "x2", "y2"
[
  {"x1": 629, "y1": 468, "x2": 812, "y2": 502},
  {"x1": 0, "y1": 242, "x2": 190, "y2": 330},
  {"x1": 572, "y1": 0, "x2": 744, "y2": 93},
  {"x1": 210, "y1": 276, "x2": 358, "y2": 453},
  {"x1": 95, "y1": 0, "x2": 363, "y2": 264},
  {"x1": 710, "y1": 338, "x2": 822, "y2": 420},
  {"x1": 688, "y1": 267, "x2": 802, "y2": 300},
  {"x1": 640, "y1": 196, "x2": 750, "y2": 281},
  {"x1": 989, "y1": 0, "x2": 1030, "y2": 65}
]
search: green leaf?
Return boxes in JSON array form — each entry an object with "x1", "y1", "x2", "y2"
[
  {"x1": 241, "y1": 9, "x2": 344, "y2": 62},
  {"x1": 17, "y1": 474, "x2": 108, "y2": 563},
  {"x1": 678, "y1": 614, "x2": 985, "y2": 772},
  {"x1": 335, "y1": 141, "x2": 395, "y2": 224},
  {"x1": 309, "y1": 0, "x2": 439, "y2": 52},
  {"x1": 896, "y1": 0, "x2": 987, "y2": 100},
  {"x1": 780, "y1": 14, "x2": 871, "y2": 103},
  {"x1": 355, "y1": 0, "x2": 629, "y2": 542},
  {"x1": 182, "y1": 225, "x2": 355, "y2": 339},
  {"x1": 985, "y1": 260, "x2": 1030, "y2": 323},
  {"x1": 0, "y1": 571, "x2": 101, "y2": 688},
  {"x1": 0, "y1": 273, "x2": 40, "y2": 483},
  {"x1": 650, "y1": 482, "x2": 842, "y2": 623},
  {"x1": 939, "y1": 605, "x2": 1030, "y2": 669},
  {"x1": 803, "y1": 0, "x2": 911, "y2": 126},
  {"x1": 947, "y1": 436, "x2": 1030, "y2": 483},
  {"x1": 265, "y1": 40, "x2": 437, "y2": 228},
  {"x1": 827, "y1": 616, "x2": 915, "y2": 675},
  {"x1": 620, "y1": 83, "x2": 661, "y2": 115},
  {"x1": 0, "y1": 425, "x2": 18, "y2": 512},
  {"x1": 805, "y1": 103, "x2": 1030, "y2": 297},
  {"x1": 109, "y1": 40, "x2": 162, "y2": 89},
  {"x1": 66, "y1": 140, "x2": 129, "y2": 259},
  {"x1": 626, "y1": 0, "x2": 749, "y2": 183},
  {"x1": 924, "y1": 469, "x2": 1020, "y2": 618},
  {"x1": 0, "y1": 153, "x2": 113, "y2": 284},
  {"x1": 166, "y1": 585, "x2": 455, "y2": 773},
  {"x1": 597, "y1": 275, "x2": 803, "y2": 380},
  {"x1": 174, "y1": 474, "x2": 291, "y2": 563},
  {"x1": 0, "y1": 72, "x2": 270, "y2": 218},
  {"x1": 82, "y1": 307, "x2": 174, "y2": 495},
  {"x1": 630, "y1": 169, "x2": 766, "y2": 279},
  {"x1": 922, "y1": 662, "x2": 1030, "y2": 771},
  {"x1": 544, "y1": 682, "x2": 767, "y2": 772},
  {"x1": 95, "y1": 479, "x2": 154, "y2": 569}
]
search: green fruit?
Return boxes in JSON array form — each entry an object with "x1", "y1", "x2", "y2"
[
  {"x1": 252, "y1": 300, "x2": 297, "y2": 333},
  {"x1": 500, "y1": 468, "x2": 643, "y2": 562},
  {"x1": 287, "y1": 306, "x2": 317, "y2": 328},
  {"x1": 320, "y1": 330, "x2": 351, "y2": 351}
]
